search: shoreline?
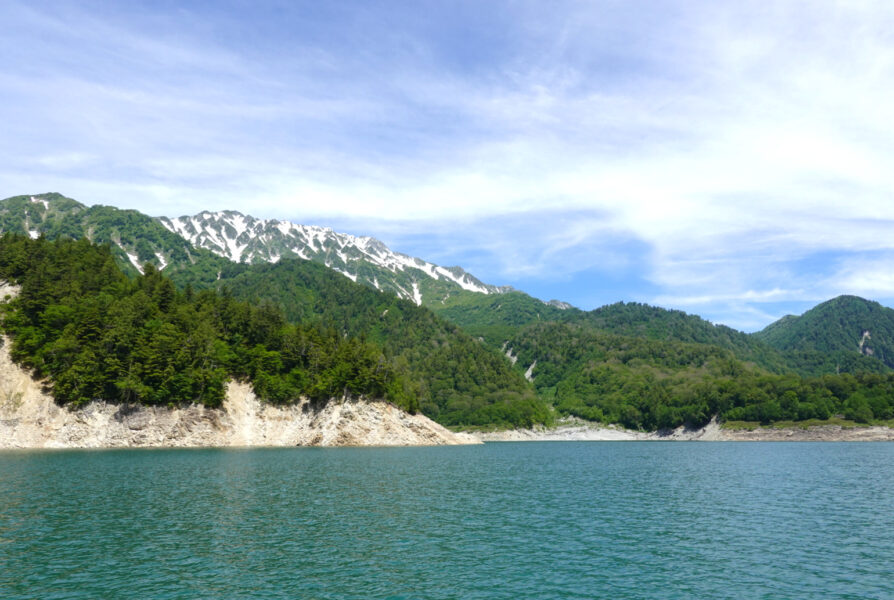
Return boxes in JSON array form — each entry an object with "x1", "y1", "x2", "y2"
[{"x1": 475, "y1": 418, "x2": 894, "y2": 442}]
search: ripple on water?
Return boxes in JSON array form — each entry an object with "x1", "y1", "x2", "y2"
[{"x1": 1, "y1": 443, "x2": 893, "y2": 599}]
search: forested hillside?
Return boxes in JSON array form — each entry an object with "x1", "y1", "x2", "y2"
[
  {"x1": 0, "y1": 193, "x2": 228, "y2": 286},
  {"x1": 0, "y1": 195, "x2": 552, "y2": 428},
  {"x1": 506, "y1": 322, "x2": 894, "y2": 428},
  {"x1": 579, "y1": 303, "x2": 791, "y2": 372},
  {"x1": 192, "y1": 259, "x2": 551, "y2": 428},
  {"x1": 0, "y1": 235, "x2": 412, "y2": 411},
  {"x1": 432, "y1": 290, "x2": 894, "y2": 383},
  {"x1": 754, "y1": 295, "x2": 894, "y2": 372},
  {"x1": 4, "y1": 193, "x2": 894, "y2": 431},
  {"x1": 432, "y1": 292, "x2": 791, "y2": 373},
  {"x1": 428, "y1": 290, "x2": 575, "y2": 345}
]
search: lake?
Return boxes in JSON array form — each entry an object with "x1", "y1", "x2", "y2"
[{"x1": 1, "y1": 442, "x2": 892, "y2": 599}]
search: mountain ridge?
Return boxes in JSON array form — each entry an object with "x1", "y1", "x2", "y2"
[
  {"x1": 158, "y1": 208, "x2": 514, "y2": 306},
  {"x1": 1, "y1": 192, "x2": 527, "y2": 307}
]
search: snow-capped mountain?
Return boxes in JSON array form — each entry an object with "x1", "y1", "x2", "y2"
[{"x1": 158, "y1": 210, "x2": 511, "y2": 305}]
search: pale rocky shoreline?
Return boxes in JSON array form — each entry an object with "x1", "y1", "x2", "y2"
[{"x1": 477, "y1": 417, "x2": 894, "y2": 442}]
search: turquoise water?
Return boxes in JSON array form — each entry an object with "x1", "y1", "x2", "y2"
[{"x1": 1, "y1": 442, "x2": 892, "y2": 599}]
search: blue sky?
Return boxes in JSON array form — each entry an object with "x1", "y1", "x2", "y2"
[{"x1": 3, "y1": 0, "x2": 894, "y2": 331}]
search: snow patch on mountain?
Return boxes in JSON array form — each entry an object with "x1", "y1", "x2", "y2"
[
  {"x1": 29, "y1": 196, "x2": 49, "y2": 210},
  {"x1": 524, "y1": 361, "x2": 537, "y2": 382},
  {"x1": 335, "y1": 268, "x2": 357, "y2": 282},
  {"x1": 126, "y1": 251, "x2": 143, "y2": 274},
  {"x1": 225, "y1": 236, "x2": 247, "y2": 262}
]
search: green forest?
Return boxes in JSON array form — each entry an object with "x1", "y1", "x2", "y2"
[
  {"x1": 754, "y1": 295, "x2": 894, "y2": 370},
  {"x1": 507, "y1": 322, "x2": 894, "y2": 429},
  {"x1": 0, "y1": 235, "x2": 412, "y2": 411},
  {"x1": 191, "y1": 259, "x2": 551, "y2": 428},
  {"x1": 0, "y1": 235, "x2": 550, "y2": 428}
]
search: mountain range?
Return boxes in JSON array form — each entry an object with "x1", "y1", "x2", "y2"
[
  {"x1": 3, "y1": 192, "x2": 894, "y2": 428},
  {"x1": 158, "y1": 210, "x2": 512, "y2": 305}
]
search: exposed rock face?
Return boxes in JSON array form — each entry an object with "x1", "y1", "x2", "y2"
[{"x1": 0, "y1": 338, "x2": 479, "y2": 449}]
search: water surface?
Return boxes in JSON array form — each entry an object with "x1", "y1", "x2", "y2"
[{"x1": 1, "y1": 442, "x2": 892, "y2": 599}]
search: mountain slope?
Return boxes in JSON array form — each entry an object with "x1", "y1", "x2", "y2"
[
  {"x1": 158, "y1": 210, "x2": 511, "y2": 305},
  {"x1": 0, "y1": 193, "x2": 551, "y2": 428},
  {"x1": 5, "y1": 193, "x2": 894, "y2": 429},
  {"x1": 0, "y1": 193, "x2": 229, "y2": 286},
  {"x1": 194, "y1": 258, "x2": 551, "y2": 427},
  {"x1": 2, "y1": 193, "x2": 567, "y2": 319},
  {"x1": 578, "y1": 302, "x2": 791, "y2": 373},
  {"x1": 505, "y1": 321, "x2": 758, "y2": 428},
  {"x1": 754, "y1": 295, "x2": 894, "y2": 372},
  {"x1": 430, "y1": 293, "x2": 791, "y2": 374},
  {"x1": 428, "y1": 289, "x2": 578, "y2": 345},
  {"x1": 504, "y1": 320, "x2": 894, "y2": 428}
]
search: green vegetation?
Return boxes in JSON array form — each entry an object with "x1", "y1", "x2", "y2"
[
  {"x1": 196, "y1": 259, "x2": 552, "y2": 428},
  {"x1": 504, "y1": 322, "x2": 894, "y2": 430},
  {"x1": 0, "y1": 193, "x2": 85, "y2": 234},
  {"x1": 754, "y1": 295, "x2": 894, "y2": 373},
  {"x1": 431, "y1": 292, "x2": 894, "y2": 430},
  {"x1": 0, "y1": 235, "x2": 412, "y2": 410},
  {"x1": 428, "y1": 290, "x2": 574, "y2": 346},
  {"x1": 578, "y1": 302, "x2": 790, "y2": 373},
  {"x1": 0, "y1": 193, "x2": 230, "y2": 286},
  {"x1": 430, "y1": 292, "x2": 792, "y2": 373}
]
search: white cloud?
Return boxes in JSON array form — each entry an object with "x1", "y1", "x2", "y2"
[{"x1": 822, "y1": 255, "x2": 894, "y2": 299}]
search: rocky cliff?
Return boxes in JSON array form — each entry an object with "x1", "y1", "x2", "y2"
[{"x1": 0, "y1": 338, "x2": 479, "y2": 449}]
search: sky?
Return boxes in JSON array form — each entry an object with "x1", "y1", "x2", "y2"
[{"x1": 2, "y1": 0, "x2": 894, "y2": 331}]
